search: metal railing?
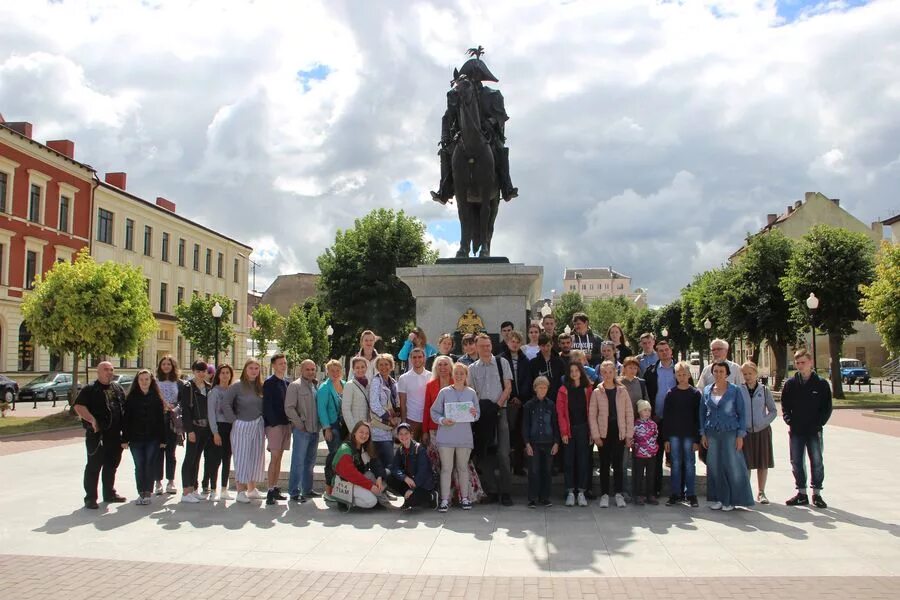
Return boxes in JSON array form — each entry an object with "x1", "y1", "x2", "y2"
[{"x1": 882, "y1": 358, "x2": 900, "y2": 382}]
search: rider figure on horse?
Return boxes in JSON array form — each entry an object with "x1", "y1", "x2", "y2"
[{"x1": 431, "y1": 47, "x2": 518, "y2": 204}]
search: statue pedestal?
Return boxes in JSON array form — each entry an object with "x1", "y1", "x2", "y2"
[{"x1": 396, "y1": 260, "x2": 543, "y2": 342}]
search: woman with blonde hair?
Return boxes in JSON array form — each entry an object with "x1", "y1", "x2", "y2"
[
  {"x1": 317, "y1": 359, "x2": 346, "y2": 496},
  {"x1": 740, "y1": 361, "x2": 777, "y2": 504},
  {"x1": 355, "y1": 330, "x2": 380, "y2": 380},
  {"x1": 369, "y1": 353, "x2": 400, "y2": 470},
  {"x1": 590, "y1": 360, "x2": 634, "y2": 508},
  {"x1": 222, "y1": 358, "x2": 266, "y2": 503}
]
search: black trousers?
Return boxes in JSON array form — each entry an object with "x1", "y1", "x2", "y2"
[
  {"x1": 83, "y1": 430, "x2": 123, "y2": 503},
  {"x1": 387, "y1": 474, "x2": 434, "y2": 508},
  {"x1": 182, "y1": 427, "x2": 211, "y2": 490},
  {"x1": 633, "y1": 456, "x2": 656, "y2": 498},
  {"x1": 528, "y1": 443, "x2": 553, "y2": 501},
  {"x1": 156, "y1": 426, "x2": 178, "y2": 482},
  {"x1": 203, "y1": 422, "x2": 233, "y2": 489},
  {"x1": 598, "y1": 429, "x2": 625, "y2": 496}
]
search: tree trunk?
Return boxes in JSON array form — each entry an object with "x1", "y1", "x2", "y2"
[
  {"x1": 772, "y1": 340, "x2": 788, "y2": 391},
  {"x1": 750, "y1": 343, "x2": 760, "y2": 364},
  {"x1": 69, "y1": 352, "x2": 80, "y2": 415},
  {"x1": 829, "y1": 332, "x2": 844, "y2": 399}
]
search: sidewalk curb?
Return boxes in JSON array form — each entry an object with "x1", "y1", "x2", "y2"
[
  {"x1": 0, "y1": 425, "x2": 82, "y2": 440},
  {"x1": 861, "y1": 411, "x2": 900, "y2": 422}
]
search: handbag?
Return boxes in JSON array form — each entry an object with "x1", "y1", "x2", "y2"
[{"x1": 332, "y1": 476, "x2": 354, "y2": 504}]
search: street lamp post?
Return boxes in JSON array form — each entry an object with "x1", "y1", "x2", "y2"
[
  {"x1": 806, "y1": 293, "x2": 819, "y2": 373},
  {"x1": 703, "y1": 318, "x2": 712, "y2": 364},
  {"x1": 211, "y1": 301, "x2": 223, "y2": 368}
]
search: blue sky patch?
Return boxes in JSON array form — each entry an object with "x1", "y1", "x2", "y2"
[
  {"x1": 297, "y1": 64, "x2": 331, "y2": 91},
  {"x1": 776, "y1": 0, "x2": 870, "y2": 23}
]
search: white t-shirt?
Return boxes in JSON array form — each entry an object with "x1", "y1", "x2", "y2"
[
  {"x1": 523, "y1": 344, "x2": 540, "y2": 360},
  {"x1": 397, "y1": 368, "x2": 431, "y2": 422}
]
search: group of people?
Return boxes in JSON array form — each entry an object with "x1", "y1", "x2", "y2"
[{"x1": 73, "y1": 313, "x2": 833, "y2": 515}]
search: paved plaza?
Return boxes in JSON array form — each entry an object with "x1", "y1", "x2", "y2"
[{"x1": 1, "y1": 416, "x2": 898, "y2": 598}]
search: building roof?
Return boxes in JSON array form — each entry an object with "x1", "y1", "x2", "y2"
[
  {"x1": 0, "y1": 121, "x2": 96, "y2": 174},
  {"x1": 260, "y1": 273, "x2": 319, "y2": 316},
  {"x1": 98, "y1": 181, "x2": 252, "y2": 250},
  {"x1": 883, "y1": 214, "x2": 900, "y2": 226},
  {"x1": 563, "y1": 267, "x2": 630, "y2": 280}
]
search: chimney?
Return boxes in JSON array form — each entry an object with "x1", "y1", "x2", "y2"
[
  {"x1": 46, "y1": 139, "x2": 75, "y2": 159},
  {"x1": 766, "y1": 213, "x2": 778, "y2": 225},
  {"x1": 104, "y1": 172, "x2": 127, "y2": 190},
  {"x1": 794, "y1": 200, "x2": 802, "y2": 210},
  {"x1": 787, "y1": 205, "x2": 794, "y2": 214},
  {"x1": 832, "y1": 198, "x2": 840, "y2": 207},
  {"x1": 5, "y1": 121, "x2": 33, "y2": 138},
  {"x1": 156, "y1": 196, "x2": 176, "y2": 212},
  {"x1": 872, "y1": 221, "x2": 884, "y2": 239}
]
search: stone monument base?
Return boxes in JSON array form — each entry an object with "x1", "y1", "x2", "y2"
[{"x1": 396, "y1": 261, "x2": 543, "y2": 343}]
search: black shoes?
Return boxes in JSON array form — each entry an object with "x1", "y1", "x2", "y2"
[
  {"x1": 688, "y1": 495, "x2": 699, "y2": 508},
  {"x1": 273, "y1": 487, "x2": 287, "y2": 501},
  {"x1": 104, "y1": 494, "x2": 126, "y2": 503},
  {"x1": 84, "y1": 500, "x2": 99, "y2": 510},
  {"x1": 665, "y1": 494, "x2": 680, "y2": 507},
  {"x1": 483, "y1": 493, "x2": 499, "y2": 504},
  {"x1": 584, "y1": 490, "x2": 597, "y2": 500},
  {"x1": 528, "y1": 500, "x2": 537, "y2": 509},
  {"x1": 540, "y1": 499, "x2": 552, "y2": 508},
  {"x1": 786, "y1": 493, "x2": 810, "y2": 506},
  {"x1": 303, "y1": 490, "x2": 321, "y2": 500},
  {"x1": 812, "y1": 494, "x2": 828, "y2": 509},
  {"x1": 500, "y1": 493, "x2": 514, "y2": 506},
  {"x1": 430, "y1": 191, "x2": 448, "y2": 205},
  {"x1": 290, "y1": 494, "x2": 305, "y2": 503},
  {"x1": 266, "y1": 489, "x2": 276, "y2": 505}
]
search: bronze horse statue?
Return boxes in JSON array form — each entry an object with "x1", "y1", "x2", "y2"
[{"x1": 451, "y1": 75, "x2": 501, "y2": 258}]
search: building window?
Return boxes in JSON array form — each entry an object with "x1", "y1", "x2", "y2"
[
  {"x1": 205, "y1": 248, "x2": 212, "y2": 275},
  {"x1": 162, "y1": 232, "x2": 170, "y2": 262},
  {"x1": 0, "y1": 171, "x2": 7, "y2": 213},
  {"x1": 570, "y1": 284, "x2": 575, "y2": 291},
  {"x1": 177, "y1": 286, "x2": 184, "y2": 306},
  {"x1": 193, "y1": 244, "x2": 200, "y2": 271},
  {"x1": 217, "y1": 252, "x2": 223, "y2": 278},
  {"x1": 58, "y1": 196, "x2": 70, "y2": 233},
  {"x1": 49, "y1": 351, "x2": 62, "y2": 372},
  {"x1": 233, "y1": 257, "x2": 239, "y2": 283},
  {"x1": 143, "y1": 226, "x2": 152, "y2": 257},
  {"x1": 160, "y1": 282, "x2": 168, "y2": 313},
  {"x1": 124, "y1": 218, "x2": 134, "y2": 250},
  {"x1": 25, "y1": 250, "x2": 38, "y2": 290},
  {"x1": 18, "y1": 322, "x2": 34, "y2": 372},
  {"x1": 193, "y1": 289, "x2": 198, "y2": 298},
  {"x1": 97, "y1": 209, "x2": 114, "y2": 245},
  {"x1": 29, "y1": 184, "x2": 41, "y2": 223},
  {"x1": 617, "y1": 283, "x2": 623, "y2": 290},
  {"x1": 178, "y1": 238, "x2": 185, "y2": 267},
  {"x1": 136, "y1": 350, "x2": 144, "y2": 369}
]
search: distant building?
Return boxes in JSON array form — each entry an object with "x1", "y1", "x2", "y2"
[
  {"x1": 883, "y1": 213, "x2": 900, "y2": 244},
  {"x1": 562, "y1": 267, "x2": 647, "y2": 307},
  {"x1": 732, "y1": 191, "x2": 887, "y2": 373},
  {"x1": 259, "y1": 273, "x2": 319, "y2": 316}
]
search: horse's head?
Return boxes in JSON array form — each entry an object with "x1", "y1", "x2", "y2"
[{"x1": 454, "y1": 75, "x2": 476, "y2": 104}]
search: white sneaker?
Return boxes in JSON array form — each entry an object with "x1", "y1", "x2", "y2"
[
  {"x1": 577, "y1": 492, "x2": 588, "y2": 507},
  {"x1": 133, "y1": 498, "x2": 144, "y2": 506},
  {"x1": 721, "y1": 505, "x2": 734, "y2": 512},
  {"x1": 599, "y1": 494, "x2": 610, "y2": 508},
  {"x1": 565, "y1": 492, "x2": 575, "y2": 507},
  {"x1": 709, "y1": 501, "x2": 723, "y2": 510},
  {"x1": 153, "y1": 482, "x2": 163, "y2": 495},
  {"x1": 165, "y1": 481, "x2": 177, "y2": 494},
  {"x1": 615, "y1": 493, "x2": 626, "y2": 508},
  {"x1": 235, "y1": 491, "x2": 250, "y2": 504},
  {"x1": 181, "y1": 493, "x2": 200, "y2": 504},
  {"x1": 190, "y1": 491, "x2": 206, "y2": 501},
  {"x1": 219, "y1": 488, "x2": 233, "y2": 500},
  {"x1": 246, "y1": 489, "x2": 263, "y2": 500}
]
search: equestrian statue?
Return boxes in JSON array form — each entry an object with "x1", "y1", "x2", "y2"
[{"x1": 430, "y1": 46, "x2": 518, "y2": 258}]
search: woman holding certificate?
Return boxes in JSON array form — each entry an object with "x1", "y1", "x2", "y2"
[{"x1": 430, "y1": 362, "x2": 480, "y2": 513}]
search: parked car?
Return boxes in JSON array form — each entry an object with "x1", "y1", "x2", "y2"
[
  {"x1": 18, "y1": 372, "x2": 77, "y2": 406},
  {"x1": 112, "y1": 373, "x2": 134, "y2": 389},
  {"x1": 837, "y1": 358, "x2": 870, "y2": 385},
  {"x1": 689, "y1": 352, "x2": 701, "y2": 366},
  {"x1": 0, "y1": 375, "x2": 19, "y2": 404}
]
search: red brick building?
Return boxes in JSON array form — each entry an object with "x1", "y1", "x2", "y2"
[{"x1": 0, "y1": 117, "x2": 96, "y2": 376}]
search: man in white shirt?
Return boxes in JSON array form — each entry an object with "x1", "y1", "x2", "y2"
[
  {"x1": 398, "y1": 347, "x2": 431, "y2": 441},
  {"x1": 697, "y1": 339, "x2": 744, "y2": 389}
]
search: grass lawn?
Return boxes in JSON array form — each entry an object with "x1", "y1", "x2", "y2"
[
  {"x1": 834, "y1": 392, "x2": 900, "y2": 408},
  {"x1": 0, "y1": 410, "x2": 80, "y2": 436}
]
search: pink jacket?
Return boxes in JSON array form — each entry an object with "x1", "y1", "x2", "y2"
[{"x1": 589, "y1": 384, "x2": 634, "y2": 442}]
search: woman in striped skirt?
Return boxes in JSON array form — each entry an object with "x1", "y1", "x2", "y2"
[{"x1": 222, "y1": 358, "x2": 266, "y2": 503}]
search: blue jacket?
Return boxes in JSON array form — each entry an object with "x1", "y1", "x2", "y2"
[
  {"x1": 390, "y1": 440, "x2": 434, "y2": 490},
  {"x1": 699, "y1": 382, "x2": 749, "y2": 438},
  {"x1": 316, "y1": 378, "x2": 345, "y2": 429},
  {"x1": 262, "y1": 375, "x2": 290, "y2": 427},
  {"x1": 522, "y1": 396, "x2": 560, "y2": 445},
  {"x1": 398, "y1": 340, "x2": 437, "y2": 361}
]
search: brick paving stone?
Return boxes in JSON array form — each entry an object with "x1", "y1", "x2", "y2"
[
  {"x1": 829, "y1": 409, "x2": 900, "y2": 437},
  {"x1": 0, "y1": 427, "x2": 82, "y2": 455}
]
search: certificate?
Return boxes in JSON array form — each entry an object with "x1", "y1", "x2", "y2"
[{"x1": 445, "y1": 400, "x2": 476, "y2": 423}]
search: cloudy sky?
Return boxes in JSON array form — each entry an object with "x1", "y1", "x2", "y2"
[{"x1": 1, "y1": 0, "x2": 898, "y2": 304}]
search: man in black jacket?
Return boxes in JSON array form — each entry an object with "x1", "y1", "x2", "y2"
[
  {"x1": 499, "y1": 330, "x2": 533, "y2": 476},
  {"x1": 529, "y1": 333, "x2": 564, "y2": 402},
  {"x1": 782, "y1": 349, "x2": 832, "y2": 508},
  {"x1": 570, "y1": 312, "x2": 603, "y2": 367},
  {"x1": 73, "y1": 361, "x2": 127, "y2": 509}
]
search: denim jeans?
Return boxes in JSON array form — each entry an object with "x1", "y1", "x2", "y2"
[
  {"x1": 373, "y1": 440, "x2": 394, "y2": 478},
  {"x1": 324, "y1": 425, "x2": 343, "y2": 487},
  {"x1": 288, "y1": 429, "x2": 319, "y2": 497},
  {"x1": 527, "y1": 443, "x2": 553, "y2": 501},
  {"x1": 563, "y1": 423, "x2": 591, "y2": 493},
  {"x1": 706, "y1": 429, "x2": 754, "y2": 507},
  {"x1": 789, "y1": 430, "x2": 825, "y2": 492},
  {"x1": 668, "y1": 436, "x2": 697, "y2": 496},
  {"x1": 129, "y1": 440, "x2": 160, "y2": 496}
]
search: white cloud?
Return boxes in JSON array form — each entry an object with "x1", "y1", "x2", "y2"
[{"x1": 1, "y1": 0, "x2": 898, "y2": 304}]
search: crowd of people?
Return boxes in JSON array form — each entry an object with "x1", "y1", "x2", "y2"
[{"x1": 73, "y1": 312, "x2": 833, "y2": 514}]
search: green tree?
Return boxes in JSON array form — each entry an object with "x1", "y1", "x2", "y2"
[
  {"x1": 317, "y1": 208, "x2": 437, "y2": 359},
  {"x1": 280, "y1": 304, "x2": 312, "y2": 369},
  {"x1": 306, "y1": 302, "x2": 331, "y2": 368},
  {"x1": 586, "y1": 296, "x2": 634, "y2": 342},
  {"x1": 781, "y1": 225, "x2": 876, "y2": 398},
  {"x1": 681, "y1": 267, "x2": 737, "y2": 360},
  {"x1": 861, "y1": 241, "x2": 900, "y2": 357},
  {"x1": 552, "y1": 291, "x2": 586, "y2": 334},
  {"x1": 654, "y1": 300, "x2": 691, "y2": 360},
  {"x1": 21, "y1": 249, "x2": 156, "y2": 398},
  {"x1": 623, "y1": 307, "x2": 657, "y2": 350},
  {"x1": 729, "y1": 230, "x2": 799, "y2": 388},
  {"x1": 250, "y1": 303, "x2": 283, "y2": 360},
  {"x1": 174, "y1": 294, "x2": 236, "y2": 363}
]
